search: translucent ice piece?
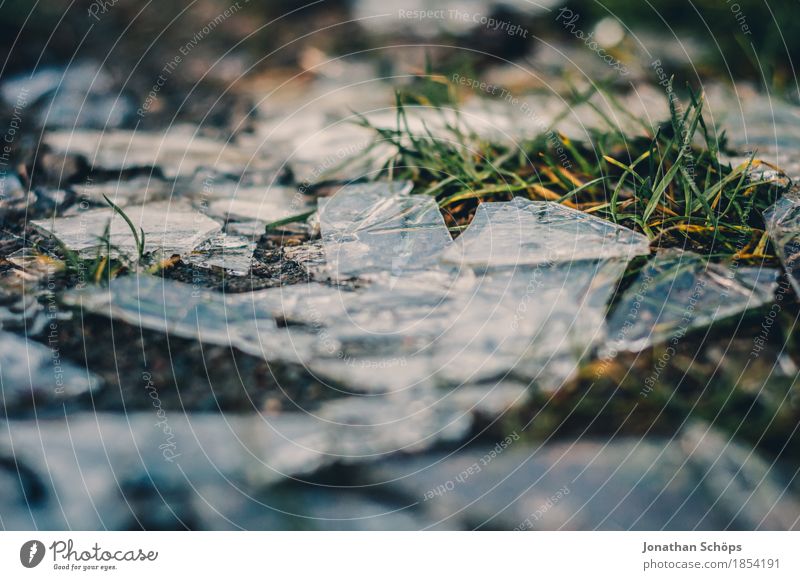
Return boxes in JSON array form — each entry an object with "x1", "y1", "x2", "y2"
[
  {"x1": 764, "y1": 193, "x2": 800, "y2": 295},
  {"x1": 432, "y1": 258, "x2": 628, "y2": 389},
  {"x1": 314, "y1": 391, "x2": 472, "y2": 460},
  {"x1": 66, "y1": 275, "x2": 265, "y2": 348},
  {"x1": 441, "y1": 198, "x2": 650, "y2": 269},
  {"x1": 72, "y1": 176, "x2": 176, "y2": 206},
  {"x1": 305, "y1": 260, "x2": 626, "y2": 393},
  {"x1": 44, "y1": 125, "x2": 276, "y2": 178},
  {"x1": 224, "y1": 220, "x2": 270, "y2": 237},
  {"x1": 248, "y1": 387, "x2": 485, "y2": 474},
  {"x1": 0, "y1": 330, "x2": 99, "y2": 411},
  {"x1": 301, "y1": 273, "x2": 469, "y2": 391},
  {"x1": 318, "y1": 181, "x2": 453, "y2": 279},
  {"x1": 63, "y1": 275, "x2": 342, "y2": 364},
  {"x1": 206, "y1": 186, "x2": 314, "y2": 224},
  {"x1": 717, "y1": 89, "x2": 800, "y2": 152},
  {"x1": 185, "y1": 233, "x2": 255, "y2": 276},
  {"x1": 65, "y1": 256, "x2": 624, "y2": 396},
  {"x1": 289, "y1": 121, "x2": 394, "y2": 185},
  {"x1": 0, "y1": 412, "x2": 333, "y2": 526},
  {"x1": 317, "y1": 181, "x2": 413, "y2": 216},
  {"x1": 31, "y1": 201, "x2": 221, "y2": 258},
  {"x1": 248, "y1": 112, "x2": 395, "y2": 185},
  {"x1": 2, "y1": 62, "x2": 133, "y2": 129},
  {"x1": 0, "y1": 394, "x2": 475, "y2": 520},
  {"x1": 606, "y1": 250, "x2": 778, "y2": 353}
]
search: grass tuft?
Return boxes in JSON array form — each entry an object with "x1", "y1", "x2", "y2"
[{"x1": 355, "y1": 85, "x2": 790, "y2": 262}]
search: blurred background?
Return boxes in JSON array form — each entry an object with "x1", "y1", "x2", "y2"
[
  {"x1": 2, "y1": 0, "x2": 800, "y2": 531},
  {"x1": 1, "y1": 0, "x2": 796, "y2": 135}
]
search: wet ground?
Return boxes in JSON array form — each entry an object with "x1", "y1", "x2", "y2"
[{"x1": 1, "y1": 0, "x2": 800, "y2": 530}]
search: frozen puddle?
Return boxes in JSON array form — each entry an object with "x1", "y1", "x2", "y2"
[
  {"x1": 606, "y1": 250, "x2": 778, "y2": 353},
  {"x1": 441, "y1": 198, "x2": 651, "y2": 268},
  {"x1": 31, "y1": 201, "x2": 221, "y2": 258}
]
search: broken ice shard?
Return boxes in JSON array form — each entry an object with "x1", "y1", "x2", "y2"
[
  {"x1": 605, "y1": 250, "x2": 778, "y2": 353},
  {"x1": 63, "y1": 274, "x2": 272, "y2": 350},
  {"x1": 304, "y1": 258, "x2": 627, "y2": 393},
  {"x1": 255, "y1": 113, "x2": 395, "y2": 185},
  {"x1": 65, "y1": 256, "x2": 618, "y2": 394},
  {"x1": 185, "y1": 233, "x2": 256, "y2": 276},
  {"x1": 1, "y1": 61, "x2": 134, "y2": 129},
  {"x1": 318, "y1": 181, "x2": 453, "y2": 279},
  {"x1": 312, "y1": 391, "x2": 472, "y2": 460},
  {"x1": 31, "y1": 201, "x2": 221, "y2": 258},
  {"x1": 63, "y1": 274, "x2": 343, "y2": 364},
  {"x1": 71, "y1": 176, "x2": 176, "y2": 206},
  {"x1": 66, "y1": 196, "x2": 642, "y2": 394},
  {"x1": 0, "y1": 391, "x2": 474, "y2": 528},
  {"x1": 440, "y1": 198, "x2": 651, "y2": 269},
  {"x1": 206, "y1": 185, "x2": 314, "y2": 225},
  {"x1": 764, "y1": 193, "x2": 800, "y2": 296},
  {"x1": 432, "y1": 258, "x2": 629, "y2": 389},
  {"x1": 44, "y1": 125, "x2": 277, "y2": 179},
  {"x1": 0, "y1": 330, "x2": 99, "y2": 411}
]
